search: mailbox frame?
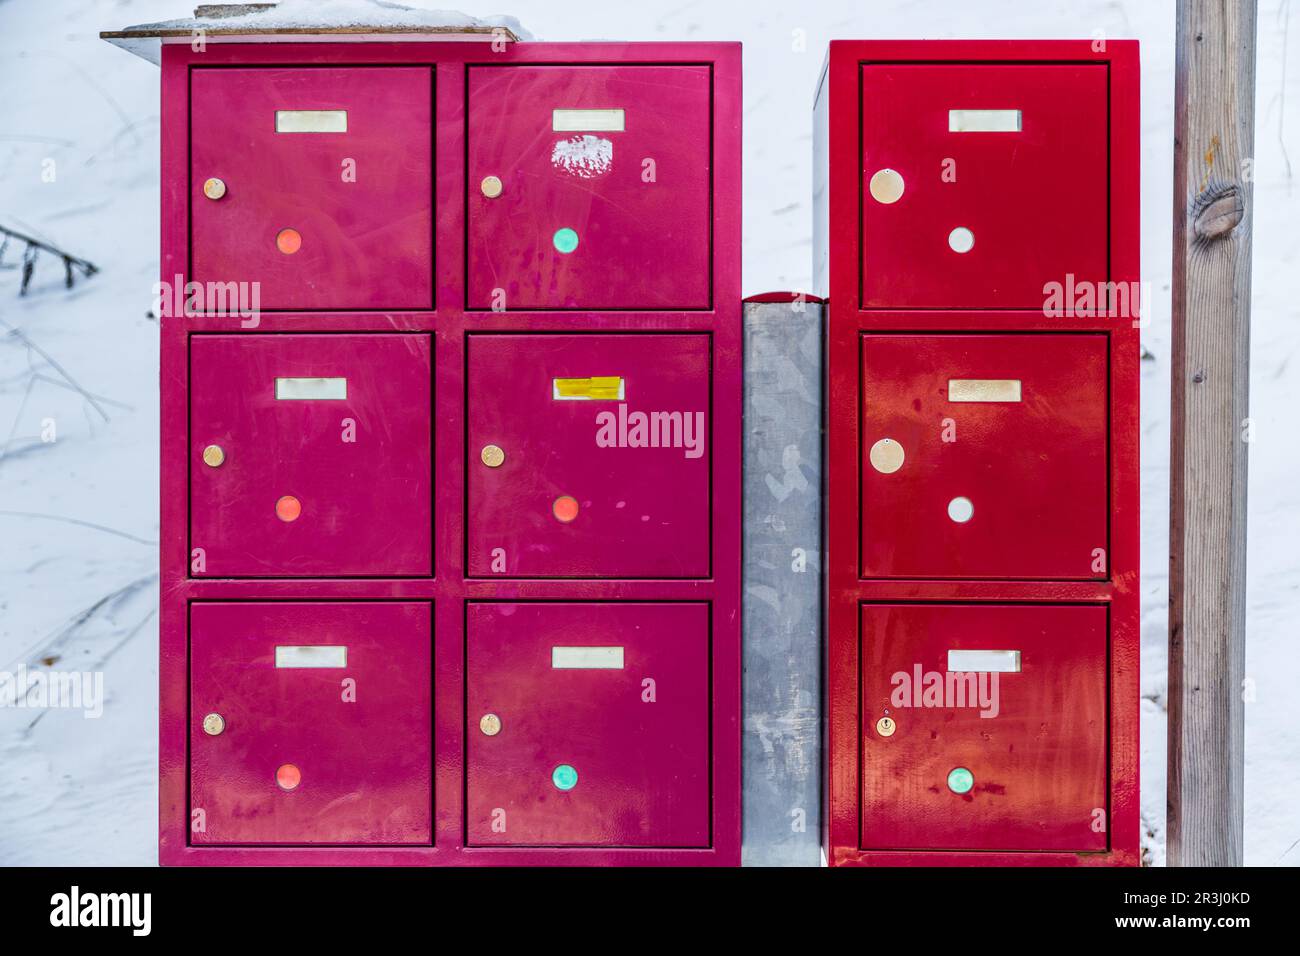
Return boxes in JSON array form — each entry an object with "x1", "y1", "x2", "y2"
[
  {"x1": 816, "y1": 41, "x2": 1140, "y2": 866},
  {"x1": 156, "y1": 40, "x2": 741, "y2": 866}
]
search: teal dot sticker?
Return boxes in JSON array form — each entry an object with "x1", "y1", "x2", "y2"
[
  {"x1": 552, "y1": 227, "x2": 579, "y2": 254},
  {"x1": 552, "y1": 763, "x2": 578, "y2": 792},
  {"x1": 947, "y1": 767, "x2": 974, "y2": 795}
]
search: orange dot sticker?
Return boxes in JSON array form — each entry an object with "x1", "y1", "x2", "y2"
[
  {"x1": 552, "y1": 495, "x2": 580, "y2": 523},
  {"x1": 275, "y1": 495, "x2": 302, "y2": 522},
  {"x1": 275, "y1": 228, "x2": 302, "y2": 255},
  {"x1": 276, "y1": 764, "x2": 301, "y2": 791}
]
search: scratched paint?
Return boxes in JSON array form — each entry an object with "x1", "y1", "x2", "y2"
[{"x1": 551, "y1": 134, "x2": 613, "y2": 178}]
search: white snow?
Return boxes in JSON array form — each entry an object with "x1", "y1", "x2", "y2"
[
  {"x1": 0, "y1": 0, "x2": 1296, "y2": 866},
  {"x1": 118, "y1": 0, "x2": 532, "y2": 38}
]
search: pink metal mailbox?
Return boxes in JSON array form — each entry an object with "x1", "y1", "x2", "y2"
[
  {"x1": 467, "y1": 333, "x2": 711, "y2": 578},
  {"x1": 466, "y1": 602, "x2": 710, "y2": 847},
  {"x1": 114, "y1": 12, "x2": 742, "y2": 867},
  {"x1": 191, "y1": 67, "x2": 434, "y2": 311},
  {"x1": 467, "y1": 65, "x2": 713, "y2": 310},
  {"x1": 190, "y1": 601, "x2": 433, "y2": 845},
  {"x1": 190, "y1": 333, "x2": 433, "y2": 577}
]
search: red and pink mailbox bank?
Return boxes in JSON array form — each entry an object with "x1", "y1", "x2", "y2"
[{"x1": 106, "y1": 10, "x2": 1139, "y2": 868}]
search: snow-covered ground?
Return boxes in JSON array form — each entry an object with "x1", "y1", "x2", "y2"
[{"x1": 0, "y1": 0, "x2": 1294, "y2": 866}]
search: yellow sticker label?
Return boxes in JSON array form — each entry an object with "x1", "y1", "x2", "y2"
[{"x1": 553, "y1": 376, "x2": 624, "y2": 400}]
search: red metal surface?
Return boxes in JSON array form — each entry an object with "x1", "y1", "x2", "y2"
[
  {"x1": 190, "y1": 67, "x2": 434, "y2": 311},
  {"x1": 860, "y1": 64, "x2": 1108, "y2": 309},
  {"x1": 190, "y1": 601, "x2": 433, "y2": 845},
  {"x1": 467, "y1": 65, "x2": 712, "y2": 310},
  {"x1": 466, "y1": 602, "x2": 710, "y2": 846},
  {"x1": 467, "y1": 333, "x2": 711, "y2": 578},
  {"x1": 190, "y1": 334, "x2": 433, "y2": 577},
  {"x1": 157, "y1": 40, "x2": 742, "y2": 866},
  {"x1": 860, "y1": 603, "x2": 1107, "y2": 852},
  {"x1": 818, "y1": 40, "x2": 1140, "y2": 867},
  {"x1": 859, "y1": 334, "x2": 1108, "y2": 579}
]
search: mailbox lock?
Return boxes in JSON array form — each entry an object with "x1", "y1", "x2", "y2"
[
  {"x1": 875, "y1": 716, "x2": 897, "y2": 737},
  {"x1": 480, "y1": 175, "x2": 503, "y2": 198},
  {"x1": 479, "y1": 713, "x2": 502, "y2": 736},
  {"x1": 202, "y1": 444, "x2": 226, "y2": 468},
  {"x1": 868, "y1": 438, "x2": 905, "y2": 474},
  {"x1": 202, "y1": 177, "x2": 227, "y2": 200},
  {"x1": 201, "y1": 712, "x2": 225, "y2": 736},
  {"x1": 868, "y1": 168, "x2": 905, "y2": 204},
  {"x1": 480, "y1": 444, "x2": 505, "y2": 468}
]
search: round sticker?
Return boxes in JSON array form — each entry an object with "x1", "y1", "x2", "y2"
[
  {"x1": 553, "y1": 495, "x2": 580, "y2": 523},
  {"x1": 553, "y1": 227, "x2": 580, "y2": 254},
  {"x1": 947, "y1": 767, "x2": 974, "y2": 794},
  {"x1": 552, "y1": 764, "x2": 578, "y2": 791},
  {"x1": 275, "y1": 495, "x2": 302, "y2": 522}
]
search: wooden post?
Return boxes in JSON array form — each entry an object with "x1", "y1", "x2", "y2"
[{"x1": 1168, "y1": 0, "x2": 1257, "y2": 867}]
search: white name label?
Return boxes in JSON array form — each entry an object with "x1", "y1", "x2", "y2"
[
  {"x1": 275, "y1": 645, "x2": 348, "y2": 668},
  {"x1": 552, "y1": 109, "x2": 625, "y2": 132},
  {"x1": 948, "y1": 109, "x2": 1022, "y2": 132},
  {"x1": 275, "y1": 110, "x2": 348, "y2": 133},
  {"x1": 551, "y1": 646, "x2": 625, "y2": 669},
  {"x1": 947, "y1": 649, "x2": 1021, "y2": 673},
  {"x1": 275, "y1": 377, "x2": 347, "y2": 400}
]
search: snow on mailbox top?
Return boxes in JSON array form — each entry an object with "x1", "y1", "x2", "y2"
[{"x1": 100, "y1": 0, "x2": 530, "y2": 64}]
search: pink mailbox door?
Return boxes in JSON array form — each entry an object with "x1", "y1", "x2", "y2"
[
  {"x1": 467, "y1": 334, "x2": 710, "y2": 578},
  {"x1": 860, "y1": 334, "x2": 1108, "y2": 579},
  {"x1": 190, "y1": 334, "x2": 432, "y2": 577},
  {"x1": 860, "y1": 64, "x2": 1108, "y2": 309},
  {"x1": 860, "y1": 603, "x2": 1108, "y2": 853},
  {"x1": 466, "y1": 602, "x2": 710, "y2": 847},
  {"x1": 190, "y1": 67, "x2": 433, "y2": 311},
  {"x1": 190, "y1": 601, "x2": 433, "y2": 845},
  {"x1": 467, "y1": 65, "x2": 712, "y2": 310}
]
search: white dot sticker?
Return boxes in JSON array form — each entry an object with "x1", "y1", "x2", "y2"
[
  {"x1": 948, "y1": 496, "x2": 974, "y2": 523},
  {"x1": 948, "y1": 227, "x2": 975, "y2": 253}
]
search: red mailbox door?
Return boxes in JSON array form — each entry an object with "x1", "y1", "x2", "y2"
[
  {"x1": 860, "y1": 334, "x2": 1108, "y2": 579},
  {"x1": 860, "y1": 63, "x2": 1108, "y2": 309},
  {"x1": 466, "y1": 602, "x2": 710, "y2": 847},
  {"x1": 190, "y1": 334, "x2": 432, "y2": 577},
  {"x1": 190, "y1": 67, "x2": 433, "y2": 311},
  {"x1": 190, "y1": 601, "x2": 432, "y2": 845},
  {"x1": 860, "y1": 603, "x2": 1108, "y2": 852},
  {"x1": 467, "y1": 334, "x2": 710, "y2": 578},
  {"x1": 467, "y1": 65, "x2": 712, "y2": 310}
]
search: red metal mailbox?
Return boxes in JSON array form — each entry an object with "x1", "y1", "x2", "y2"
[
  {"x1": 466, "y1": 602, "x2": 710, "y2": 846},
  {"x1": 859, "y1": 63, "x2": 1108, "y2": 309},
  {"x1": 860, "y1": 603, "x2": 1108, "y2": 853},
  {"x1": 860, "y1": 334, "x2": 1108, "y2": 579},
  {"x1": 817, "y1": 40, "x2": 1140, "y2": 867},
  {"x1": 467, "y1": 65, "x2": 712, "y2": 310},
  {"x1": 191, "y1": 67, "x2": 434, "y2": 312},
  {"x1": 189, "y1": 601, "x2": 433, "y2": 846},
  {"x1": 137, "y1": 25, "x2": 742, "y2": 867},
  {"x1": 467, "y1": 333, "x2": 711, "y2": 578}
]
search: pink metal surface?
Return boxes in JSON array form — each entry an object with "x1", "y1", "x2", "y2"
[
  {"x1": 860, "y1": 603, "x2": 1107, "y2": 852},
  {"x1": 859, "y1": 334, "x2": 1108, "y2": 579},
  {"x1": 157, "y1": 40, "x2": 742, "y2": 866},
  {"x1": 190, "y1": 67, "x2": 434, "y2": 311},
  {"x1": 189, "y1": 333, "x2": 433, "y2": 577},
  {"x1": 466, "y1": 602, "x2": 710, "y2": 846},
  {"x1": 467, "y1": 333, "x2": 710, "y2": 577},
  {"x1": 467, "y1": 65, "x2": 712, "y2": 310},
  {"x1": 860, "y1": 63, "x2": 1108, "y2": 309},
  {"x1": 190, "y1": 601, "x2": 433, "y2": 845}
]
